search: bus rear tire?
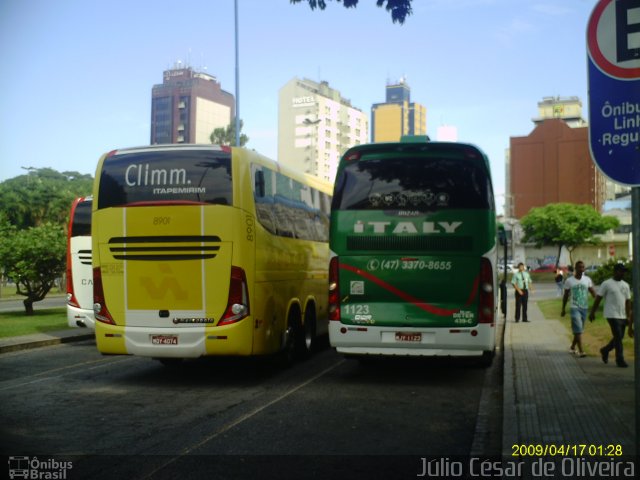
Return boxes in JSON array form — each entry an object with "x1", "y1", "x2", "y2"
[
  {"x1": 478, "y1": 350, "x2": 494, "y2": 368},
  {"x1": 277, "y1": 308, "x2": 303, "y2": 367},
  {"x1": 302, "y1": 304, "x2": 317, "y2": 357}
]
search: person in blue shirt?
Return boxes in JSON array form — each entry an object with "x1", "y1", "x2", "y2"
[{"x1": 511, "y1": 263, "x2": 533, "y2": 322}]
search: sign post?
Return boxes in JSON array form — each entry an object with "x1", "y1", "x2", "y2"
[{"x1": 587, "y1": 0, "x2": 640, "y2": 458}]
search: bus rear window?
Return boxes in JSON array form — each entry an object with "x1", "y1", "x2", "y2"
[
  {"x1": 97, "y1": 150, "x2": 232, "y2": 209},
  {"x1": 332, "y1": 155, "x2": 492, "y2": 211},
  {"x1": 71, "y1": 199, "x2": 92, "y2": 237}
]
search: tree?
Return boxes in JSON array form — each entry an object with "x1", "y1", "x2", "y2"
[
  {"x1": 589, "y1": 258, "x2": 632, "y2": 287},
  {"x1": 210, "y1": 120, "x2": 249, "y2": 147},
  {"x1": 0, "y1": 223, "x2": 66, "y2": 315},
  {"x1": 0, "y1": 168, "x2": 93, "y2": 229},
  {"x1": 290, "y1": 0, "x2": 413, "y2": 24},
  {"x1": 520, "y1": 203, "x2": 620, "y2": 267}
]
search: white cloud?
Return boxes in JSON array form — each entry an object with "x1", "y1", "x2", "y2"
[
  {"x1": 530, "y1": 4, "x2": 572, "y2": 16},
  {"x1": 494, "y1": 17, "x2": 536, "y2": 44},
  {"x1": 421, "y1": 0, "x2": 499, "y2": 10}
]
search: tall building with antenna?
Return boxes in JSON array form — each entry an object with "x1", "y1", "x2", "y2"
[
  {"x1": 371, "y1": 78, "x2": 426, "y2": 142},
  {"x1": 150, "y1": 63, "x2": 235, "y2": 144}
]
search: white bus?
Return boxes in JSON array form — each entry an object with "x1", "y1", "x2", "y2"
[{"x1": 66, "y1": 196, "x2": 95, "y2": 328}]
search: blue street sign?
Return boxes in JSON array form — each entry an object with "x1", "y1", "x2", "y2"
[{"x1": 587, "y1": 0, "x2": 640, "y2": 186}]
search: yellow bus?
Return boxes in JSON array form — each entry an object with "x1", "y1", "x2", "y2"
[{"x1": 92, "y1": 144, "x2": 332, "y2": 365}]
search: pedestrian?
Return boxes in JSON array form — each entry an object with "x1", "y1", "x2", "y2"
[
  {"x1": 554, "y1": 268, "x2": 564, "y2": 297},
  {"x1": 512, "y1": 262, "x2": 533, "y2": 322},
  {"x1": 561, "y1": 260, "x2": 597, "y2": 357},
  {"x1": 589, "y1": 263, "x2": 633, "y2": 368}
]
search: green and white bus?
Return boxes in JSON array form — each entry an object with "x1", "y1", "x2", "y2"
[{"x1": 328, "y1": 136, "x2": 497, "y2": 365}]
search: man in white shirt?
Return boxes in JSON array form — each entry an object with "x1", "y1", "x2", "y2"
[
  {"x1": 589, "y1": 263, "x2": 633, "y2": 368},
  {"x1": 561, "y1": 261, "x2": 597, "y2": 357}
]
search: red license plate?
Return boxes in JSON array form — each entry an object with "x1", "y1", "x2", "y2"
[
  {"x1": 151, "y1": 335, "x2": 178, "y2": 345},
  {"x1": 395, "y1": 332, "x2": 422, "y2": 342}
]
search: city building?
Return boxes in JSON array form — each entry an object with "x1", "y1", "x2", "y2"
[
  {"x1": 371, "y1": 79, "x2": 426, "y2": 142},
  {"x1": 508, "y1": 118, "x2": 607, "y2": 218},
  {"x1": 505, "y1": 96, "x2": 610, "y2": 219},
  {"x1": 502, "y1": 97, "x2": 632, "y2": 268},
  {"x1": 151, "y1": 64, "x2": 235, "y2": 144},
  {"x1": 532, "y1": 97, "x2": 631, "y2": 201},
  {"x1": 278, "y1": 77, "x2": 369, "y2": 182},
  {"x1": 436, "y1": 125, "x2": 458, "y2": 142},
  {"x1": 532, "y1": 96, "x2": 586, "y2": 128}
]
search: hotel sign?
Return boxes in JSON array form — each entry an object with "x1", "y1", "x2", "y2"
[{"x1": 292, "y1": 96, "x2": 316, "y2": 108}]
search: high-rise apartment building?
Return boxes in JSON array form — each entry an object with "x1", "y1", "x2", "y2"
[
  {"x1": 371, "y1": 79, "x2": 426, "y2": 142},
  {"x1": 151, "y1": 64, "x2": 235, "y2": 144},
  {"x1": 278, "y1": 78, "x2": 369, "y2": 182}
]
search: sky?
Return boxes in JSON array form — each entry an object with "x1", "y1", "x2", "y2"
[{"x1": 0, "y1": 0, "x2": 598, "y2": 213}]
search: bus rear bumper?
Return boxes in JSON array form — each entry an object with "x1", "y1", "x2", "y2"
[
  {"x1": 328, "y1": 322, "x2": 495, "y2": 357},
  {"x1": 95, "y1": 322, "x2": 254, "y2": 357},
  {"x1": 66, "y1": 305, "x2": 96, "y2": 329}
]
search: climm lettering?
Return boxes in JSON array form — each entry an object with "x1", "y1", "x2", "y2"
[
  {"x1": 353, "y1": 221, "x2": 462, "y2": 234},
  {"x1": 125, "y1": 164, "x2": 190, "y2": 187}
]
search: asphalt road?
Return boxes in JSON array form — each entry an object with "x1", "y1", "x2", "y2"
[
  {"x1": 0, "y1": 295, "x2": 66, "y2": 312},
  {"x1": 0, "y1": 335, "x2": 498, "y2": 479}
]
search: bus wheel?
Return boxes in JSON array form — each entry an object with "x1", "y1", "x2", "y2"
[
  {"x1": 302, "y1": 306, "x2": 317, "y2": 356},
  {"x1": 278, "y1": 325, "x2": 296, "y2": 367},
  {"x1": 278, "y1": 315, "x2": 301, "y2": 367},
  {"x1": 478, "y1": 350, "x2": 494, "y2": 368}
]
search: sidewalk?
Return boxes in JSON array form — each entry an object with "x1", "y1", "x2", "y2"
[
  {"x1": 503, "y1": 301, "x2": 636, "y2": 457},
  {"x1": 0, "y1": 328, "x2": 94, "y2": 354}
]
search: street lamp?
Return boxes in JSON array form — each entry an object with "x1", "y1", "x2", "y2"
[{"x1": 234, "y1": 0, "x2": 240, "y2": 147}]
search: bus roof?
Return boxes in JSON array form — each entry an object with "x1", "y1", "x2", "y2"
[
  {"x1": 400, "y1": 135, "x2": 431, "y2": 143},
  {"x1": 105, "y1": 144, "x2": 230, "y2": 157},
  {"x1": 98, "y1": 144, "x2": 333, "y2": 196},
  {"x1": 340, "y1": 140, "x2": 491, "y2": 173}
]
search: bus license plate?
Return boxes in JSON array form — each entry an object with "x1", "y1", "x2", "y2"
[
  {"x1": 395, "y1": 332, "x2": 421, "y2": 343},
  {"x1": 151, "y1": 335, "x2": 178, "y2": 345}
]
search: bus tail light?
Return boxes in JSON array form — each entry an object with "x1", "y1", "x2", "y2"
[
  {"x1": 218, "y1": 266, "x2": 250, "y2": 325},
  {"x1": 66, "y1": 257, "x2": 79, "y2": 308},
  {"x1": 93, "y1": 267, "x2": 115, "y2": 325},
  {"x1": 66, "y1": 200, "x2": 78, "y2": 308},
  {"x1": 478, "y1": 258, "x2": 494, "y2": 324},
  {"x1": 328, "y1": 257, "x2": 340, "y2": 321},
  {"x1": 344, "y1": 151, "x2": 361, "y2": 162}
]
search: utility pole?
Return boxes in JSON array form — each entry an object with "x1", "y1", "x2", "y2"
[{"x1": 234, "y1": 0, "x2": 240, "y2": 147}]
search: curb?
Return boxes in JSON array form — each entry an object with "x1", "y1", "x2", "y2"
[
  {"x1": 470, "y1": 315, "x2": 506, "y2": 456},
  {"x1": 501, "y1": 316, "x2": 517, "y2": 457},
  {"x1": 0, "y1": 332, "x2": 94, "y2": 355}
]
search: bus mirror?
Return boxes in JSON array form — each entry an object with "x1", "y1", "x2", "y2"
[{"x1": 255, "y1": 171, "x2": 265, "y2": 198}]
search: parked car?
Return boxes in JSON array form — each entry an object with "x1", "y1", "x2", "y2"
[
  {"x1": 503, "y1": 263, "x2": 518, "y2": 272},
  {"x1": 532, "y1": 264, "x2": 568, "y2": 273}
]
